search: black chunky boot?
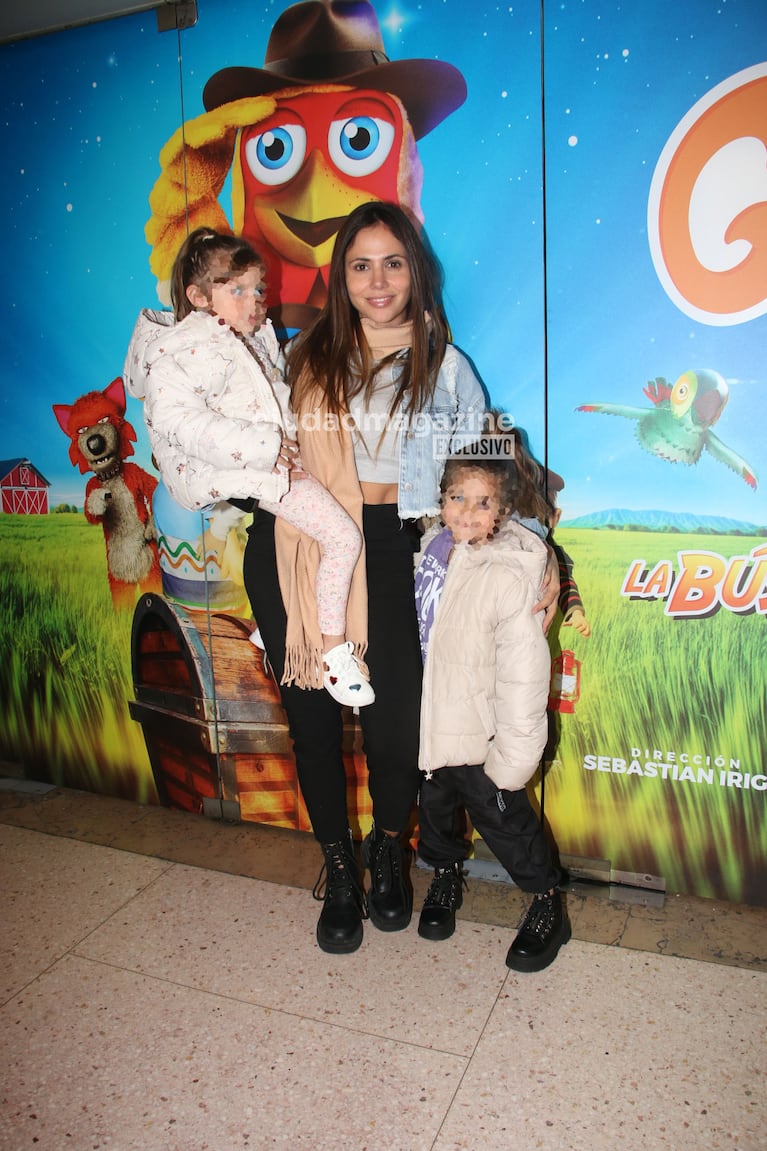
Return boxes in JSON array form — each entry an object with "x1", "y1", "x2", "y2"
[
  {"x1": 417, "y1": 863, "x2": 465, "y2": 941},
  {"x1": 361, "y1": 825, "x2": 412, "y2": 932},
  {"x1": 505, "y1": 890, "x2": 571, "y2": 973},
  {"x1": 313, "y1": 834, "x2": 366, "y2": 954}
]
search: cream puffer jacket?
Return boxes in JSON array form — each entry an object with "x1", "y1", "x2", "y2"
[
  {"x1": 123, "y1": 309, "x2": 293, "y2": 510},
  {"x1": 418, "y1": 519, "x2": 551, "y2": 791}
]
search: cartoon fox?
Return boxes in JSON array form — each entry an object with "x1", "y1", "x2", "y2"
[{"x1": 53, "y1": 377, "x2": 162, "y2": 610}]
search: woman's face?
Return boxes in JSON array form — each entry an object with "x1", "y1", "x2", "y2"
[{"x1": 344, "y1": 223, "x2": 412, "y2": 327}]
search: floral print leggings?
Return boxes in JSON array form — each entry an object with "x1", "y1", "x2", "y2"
[{"x1": 261, "y1": 475, "x2": 361, "y2": 637}]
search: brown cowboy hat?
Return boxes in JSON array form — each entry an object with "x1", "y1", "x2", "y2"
[{"x1": 202, "y1": 0, "x2": 467, "y2": 140}]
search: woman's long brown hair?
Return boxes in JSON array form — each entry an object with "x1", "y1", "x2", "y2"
[{"x1": 287, "y1": 201, "x2": 449, "y2": 419}]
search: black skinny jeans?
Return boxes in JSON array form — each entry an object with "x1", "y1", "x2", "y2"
[{"x1": 243, "y1": 504, "x2": 423, "y2": 844}]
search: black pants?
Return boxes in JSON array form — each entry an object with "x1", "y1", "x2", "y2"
[
  {"x1": 243, "y1": 504, "x2": 423, "y2": 844},
  {"x1": 418, "y1": 764, "x2": 561, "y2": 894}
]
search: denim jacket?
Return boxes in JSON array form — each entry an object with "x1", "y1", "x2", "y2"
[{"x1": 394, "y1": 344, "x2": 487, "y2": 518}]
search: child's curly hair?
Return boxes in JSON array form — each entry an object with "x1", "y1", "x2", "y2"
[
  {"x1": 482, "y1": 412, "x2": 555, "y2": 527},
  {"x1": 439, "y1": 414, "x2": 558, "y2": 532},
  {"x1": 441, "y1": 420, "x2": 519, "y2": 513}
]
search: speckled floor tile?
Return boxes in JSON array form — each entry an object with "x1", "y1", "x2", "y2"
[
  {"x1": 620, "y1": 893, "x2": 767, "y2": 969},
  {"x1": 457, "y1": 873, "x2": 529, "y2": 930},
  {"x1": 0, "y1": 784, "x2": 152, "y2": 842},
  {"x1": 433, "y1": 939, "x2": 766, "y2": 1151},
  {"x1": 565, "y1": 889, "x2": 633, "y2": 946},
  {"x1": 0, "y1": 954, "x2": 466, "y2": 1151},
  {"x1": 0, "y1": 824, "x2": 170, "y2": 1004},
  {"x1": 0, "y1": 787, "x2": 320, "y2": 887},
  {"x1": 2, "y1": 817, "x2": 766, "y2": 1151},
  {"x1": 2, "y1": 782, "x2": 766, "y2": 978},
  {"x1": 75, "y1": 862, "x2": 510, "y2": 1056}
]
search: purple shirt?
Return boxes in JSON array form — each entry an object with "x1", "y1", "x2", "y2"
[{"x1": 414, "y1": 527, "x2": 454, "y2": 663}]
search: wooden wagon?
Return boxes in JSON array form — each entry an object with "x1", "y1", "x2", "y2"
[{"x1": 129, "y1": 593, "x2": 372, "y2": 835}]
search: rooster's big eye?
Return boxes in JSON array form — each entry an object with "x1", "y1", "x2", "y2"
[
  {"x1": 328, "y1": 116, "x2": 395, "y2": 177},
  {"x1": 245, "y1": 124, "x2": 307, "y2": 186}
]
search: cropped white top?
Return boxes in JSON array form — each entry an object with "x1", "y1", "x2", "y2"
[{"x1": 348, "y1": 370, "x2": 402, "y2": 483}]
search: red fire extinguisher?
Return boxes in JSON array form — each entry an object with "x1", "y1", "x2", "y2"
[{"x1": 549, "y1": 649, "x2": 581, "y2": 713}]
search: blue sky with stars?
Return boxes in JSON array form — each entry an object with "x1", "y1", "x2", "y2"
[{"x1": 1, "y1": 0, "x2": 765, "y2": 521}]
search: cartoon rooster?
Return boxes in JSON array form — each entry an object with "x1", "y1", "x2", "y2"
[
  {"x1": 53, "y1": 378, "x2": 163, "y2": 610},
  {"x1": 145, "y1": 0, "x2": 466, "y2": 331},
  {"x1": 577, "y1": 369, "x2": 757, "y2": 489}
]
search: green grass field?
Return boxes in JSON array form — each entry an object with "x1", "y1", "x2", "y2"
[
  {"x1": 0, "y1": 514, "x2": 157, "y2": 802},
  {"x1": 544, "y1": 527, "x2": 766, "y2": 904},
  {"x1": 1, "y1": 515, "x2": 764, "y2": 903}
]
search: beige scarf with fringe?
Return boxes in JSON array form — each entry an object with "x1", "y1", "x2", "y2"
[{"x1": 274, "y1": 321, "x2": 414, "y2": 690}]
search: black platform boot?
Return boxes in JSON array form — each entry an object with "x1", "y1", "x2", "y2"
[
  {"x1": 313, "y1": 833, "x2": 366, "y2": 954},
  {"x1": 418, "y1": 863, "x2": 465, "y2": 941},
  {"x1": 505, "y1": 889, "x2": 571, "y2": 973},
  {"x1": 361, "y1": 825, "x2": 412, "y2": 932}
]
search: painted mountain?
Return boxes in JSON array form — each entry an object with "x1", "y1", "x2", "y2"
[{"x1": 562, "y1": 509, "x2": 765, "y2": 535}]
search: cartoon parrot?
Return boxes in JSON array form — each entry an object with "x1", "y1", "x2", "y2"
[
  {"x1": 577, "y1": 369, "x2": 757, "y2": 489},
  {"x1": 145, "y1": 0, "x2": 466, "y2": 332}
]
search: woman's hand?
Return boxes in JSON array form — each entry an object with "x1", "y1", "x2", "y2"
[
  {"x1": 273, "y1": 437, "x2": 300, "y2": 471},
  {"x1": 277, "y1": 437, "x2": 309, "y2": 482},
  {"x1": 534, "y1": 545, "x2": 561, "y2": 635},
  {"x1": 277, "y1": 437, "x2": 299, "y2": 467}
]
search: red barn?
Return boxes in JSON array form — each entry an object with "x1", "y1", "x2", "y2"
[{"x1": 0, "y1": 458, "x2": 51, "y2": 514}]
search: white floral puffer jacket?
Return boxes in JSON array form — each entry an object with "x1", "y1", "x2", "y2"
[{"x1": 123, "y1": 308, "x2": 293, "y2": 510}]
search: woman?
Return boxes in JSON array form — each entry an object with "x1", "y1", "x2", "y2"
[{"x1": 243, "y1": 201, "x2": 557, "y2": 954}]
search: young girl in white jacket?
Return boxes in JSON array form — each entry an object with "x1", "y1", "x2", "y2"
[
  {"x1": 123, "y1": 227, "x2": 372, "y2": 707},
  {"x1": 414, "y1": 448, "x2": 571, "y2": 972}
]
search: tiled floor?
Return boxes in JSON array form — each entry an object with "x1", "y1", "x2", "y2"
[{"x1": 1, "y1": 780, "x2": 765, "y2": 1151}]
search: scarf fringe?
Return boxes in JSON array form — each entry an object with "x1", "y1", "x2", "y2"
[
  {"x1": 281, "y1": 642, "x2": 324, "y2": 691},
  {"x1": 280, "y1": 641, "x2": 369, "y2": 692}
]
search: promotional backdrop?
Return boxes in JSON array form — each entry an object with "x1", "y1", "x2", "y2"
[
  {"x1": 1, "y1": 0, "x2": 764, "y2": 903},
  {"x1": 541, "y1": 6, "x2": 766, "y2": 905}
]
